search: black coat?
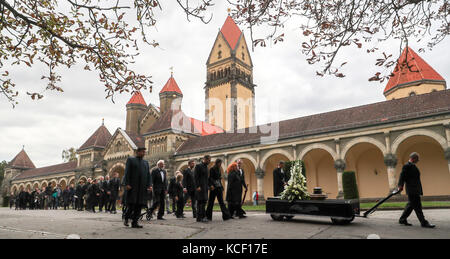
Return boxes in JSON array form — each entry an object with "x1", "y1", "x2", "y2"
[
  {"x1": 208, "y1": 166, "x2": 223, "y2": 191},
  {"x1": 75, "y1": 184, "x2": 84, "y2": 197},
  {"x1": 109, "y1": 177, "x2": 120, "y2": 197},
  {"x1": 226, "y1": 170, "x2": 244, "y2": 204},
  {"x1": 62, "y1": 189, "x2": 71, "y2": 202},
  {"x1": 194, "y1": 162, "x2": 209, "y2": 201},
  {"x1": 151, "y1": 167, "x2": 168, "y2": 194},
  {"x1": 273, "y1": 168, "x2": 287, "y2": 196},
  {"x1": 182, "y1": 167, "x2": 195, "y2": 193},
  {"x1": 174, "y1": 181, "x2": 184, "y2": 200},
  {"x1": 87, "y1": 184, "x2": 100, "y2": 205},
  {"x1": 123, "y1": 156, "x2": 152, "y2": 205},
  {"x1": 398, "y1": 162, "x2": 423, "y2": 196},
  {"x1": 168, "y1": 177, "x2": 177, "y2": 197}
]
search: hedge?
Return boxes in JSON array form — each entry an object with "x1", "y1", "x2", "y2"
[{"x1": 342, "y1": 171, "x2": 359, "y2": 199}]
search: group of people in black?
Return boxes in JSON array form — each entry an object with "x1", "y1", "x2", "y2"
[
  {"x1": 10, "y1": 184, "x2": 75, "y2": 210},
  {"x1": 73, "y1": 174, "x2": 121, "y2": 213},
  {"x1": 10, "y1": 173, "x2": 122, "y2": 214},
  {"x1": 122, "y1": 147, "x2": 249, "y2": 228}
]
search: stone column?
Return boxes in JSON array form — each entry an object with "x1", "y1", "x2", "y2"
[
  {"x1": 384, "y1": 153, "x2": 398, "y2": 191},
  {"x1": 445, "y1": 147, "x2": 450, "y2": 175},
  {"x1": 334, "y1": 159, "x2": 346, "y2": 199},
  {"x1": 255, "y1": 168, "x2": 265, "y2": 201}
]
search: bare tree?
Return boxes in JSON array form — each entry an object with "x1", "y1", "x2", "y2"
[
  {"x1": 224, "y1": 0, "x2": 448, "y2": 81},
  {"x1": 0, "y1": 0, "x2": 213, "y2": 107}
]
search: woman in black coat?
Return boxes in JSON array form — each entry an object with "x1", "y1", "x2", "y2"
[
  {"x1": 226, "y1": 162, "x2": 242, "y2": 217},
  {"x1": 206, "y1": 159, "x2": 231, "y2": 221}
]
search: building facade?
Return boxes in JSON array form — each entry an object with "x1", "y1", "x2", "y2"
[{"x1": 2, "y1": 16, "x2": 449, "y2": 203}]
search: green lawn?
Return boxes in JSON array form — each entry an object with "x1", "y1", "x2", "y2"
[{"x1": 183, "y1": 201, "x2": 450, "y2": 212}]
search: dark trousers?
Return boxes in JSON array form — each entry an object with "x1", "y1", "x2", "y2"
[
  {"x1": 171, "y1": 197, "x2": 176, "y2": 213},
  {"x1": 109, "y1": 195, "x2": 117, "y2": 212},
  {"x1": 228, "y1": 202, "x2": 245, "y2": 217},
  {"x1": 206, "y1": 189, "x2": 230, "y2": 220},
  {"x1": 176, "y1": 197, "x2": 184, "y2": 217},
  {"x1": 125, "y1": 203, "x2": 143, "y2": 224},
  {"x1": 197, "y1": 200, "x2": 207, "y2": 221},
  {"x1": 400, "y1": 194, "x2": 426, "y2": 224},
  {"x1": 63, "y1": 201, "x2": 69, "y2": 210},
  {"x1": 150, "y1": 190, "x2": 165, "y2": 218},
  {"x1": 184, "y1": 191, "x2": 197, "y2": 217}
]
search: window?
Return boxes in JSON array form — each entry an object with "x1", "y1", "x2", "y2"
[
  {"x1": 242, "y1": 53, "x2": 245, "y2": 60},
  {"x1": 218, "y1": 51, "x2": 222, "y2": 59},
  {"x1": 409, "y1": 91, "x2": 416, "y2": 97}
]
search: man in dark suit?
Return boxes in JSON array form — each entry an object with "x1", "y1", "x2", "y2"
[
  {"x1": 194, "y1": 155, "x2": 211, "y2": 223},
  {"x1": 235, "y1": 159, "x2": 248, "y2": 218},
  {"x1": 123, "y1": 147, "x2": 152, "y2": 228},
  {"x1": 398, "y1": 152, "x2": 435, "y2": 228},
  {"x1": 182, "y1": 159, "x2": 197, "y2": 218},
  {"x1": 149, "y1": 160, "x2": 168, "y2": 220},
  {"x1": 273, "y1": 161, "x2": 287, "y2": 196},
  {"x1": 108, "y1": 172, "x2": 120, "y2": 214},
  {"x1": 75, "y1": 180, "x2": 85, "y2": 211}
]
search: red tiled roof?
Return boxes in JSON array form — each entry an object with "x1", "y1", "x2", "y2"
[
  {"x1": 127, "y1": 91, "x2": 147, "y2": 106},
  {"x1": 9, "y1": 149, "x2": 35, "y2": 169},
  {"x1": 144, "y1": 110, "x2": 223, "y2": 136},
  {"x1": 384, "y1": 47, "x2": 445, "y2": 94},
  {"x1": 176, "y1": 89, "x2": 450, "y2": 156},
  {"x1": 14, "y1": 161, "x2": 77, "y2": 180},
  {"x1": 79, "y1": 125, "x2": 112, "y2": 151},
  {"x1": 221, "y1": 16, "x2": 242, "y2": 50},
  {"x1": 190, "y1": 118, "x2": 224, "y2": 136},
  {"x1": 160, "y1": 76, "x2": 182, "y2": 95}
]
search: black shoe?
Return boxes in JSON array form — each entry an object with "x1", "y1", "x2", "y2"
[
  {"x1": 399, "y1": 219, "x2": 412, "y2": 226},
  {"x1": 421, "y1": 221, "x2": 435, "y2": 228},
  {"x1": 131, "y1": 223, "x2": 143, "y2": 228},
  {"x1": 124, "y1": 219, "x2": 129, "y2": 227},
  {"x1": 239, "y1": 215, "x2": 247, "y2": 219},
  {"x1": 157, "y1": 217, "x2": 166, "y2": 220}
]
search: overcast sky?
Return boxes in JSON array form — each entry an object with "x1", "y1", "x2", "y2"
[{"x1": 1, "y1": 1, "x2": 449, "y2": 167}]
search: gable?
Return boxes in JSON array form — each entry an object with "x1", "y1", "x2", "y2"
[
  {"x1": 207, "y1": 32, "x2": 232, "y2": 65},
  {"x1": 235, "y1": 34, "x2": 253, "y2": 67},
  {"x1": 139, "y1": 104, "x2": 161, "y2": 134},
  {"x1": 103, "y1": 129, "x2": 136, "y2": 161}
]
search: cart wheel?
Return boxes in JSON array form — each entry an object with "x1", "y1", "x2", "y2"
[
  {"x1": 146, "y1": 213, "x2": 152, "y2": 221},
  {"x1": 331, "y1": 216, "x2": 354, "y2": 225},
  {"x1": 270, "y1": 214, "x2": 284, "y2": 221},
  {"x1": 284, "y1": 215, "x2": 294, "y2": 221}
]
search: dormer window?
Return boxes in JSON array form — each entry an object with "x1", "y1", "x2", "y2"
[{"x1": 409, "y1": 91, "x2": 416, "y2": 97}]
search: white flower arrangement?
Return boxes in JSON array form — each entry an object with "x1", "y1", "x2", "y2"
[{"x1": 280, "y1": 160, "x2": 310, "y2": 201}]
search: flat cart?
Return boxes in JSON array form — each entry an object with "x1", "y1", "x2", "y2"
[{"x1": 266, "y1": 190, "x2": 401, "y2": 225}]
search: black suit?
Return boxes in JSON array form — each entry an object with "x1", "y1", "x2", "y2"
[
  {"x1": 273, "y1": 167, "x2": 286, "y2": 196},
  {"x1": 398, "y1": 162, "x2": 426, "y2": 224},
  {"x1": 123, "y1": 156, "x2": 152, "y2": 224},
  {"x1": 194, "y1": 162, "x2": 209, "y2": 221},
  {"x1": 150, "y1": 167, "x2": 168, "y2": 218},
  {"x1": 182, "y1": 167, "x2": 197, "y2": 217},
  {"x1": 206, "y1": 166, "x2": 231, "y2": 220},
  {"x1": 108, "y1": 177, "x2": 120, "y2": 212},
  {"x1": 75, "y1": 184, "x2": 85, "y2": 211},
  {"x1": 226, "y1": 167, "x2": 247, "y2": 217}
]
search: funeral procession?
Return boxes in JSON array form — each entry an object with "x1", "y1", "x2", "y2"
[{"x1": 1, "y1": 1, "x2": 450, "y2": 244}]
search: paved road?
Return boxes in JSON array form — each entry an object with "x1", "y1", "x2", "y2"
[{"x1": 0, "y1": 208, "x2": 449, "y2": 239}]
